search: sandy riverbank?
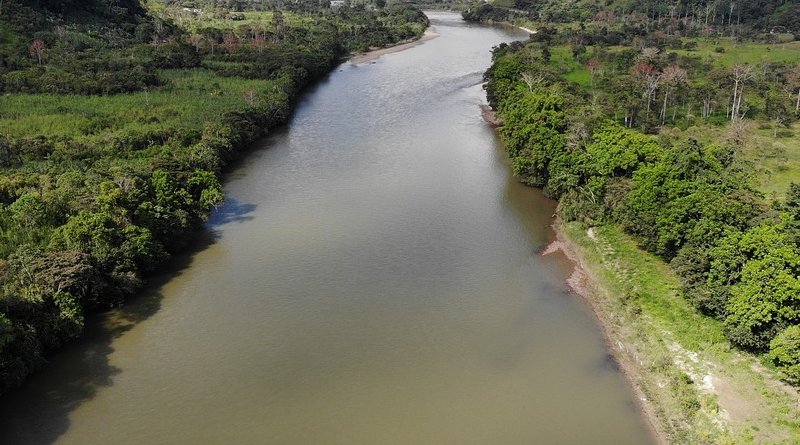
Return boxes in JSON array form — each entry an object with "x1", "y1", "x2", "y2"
[{"x1": 349, "y1": 27, "x2": 440, "y2": 65}]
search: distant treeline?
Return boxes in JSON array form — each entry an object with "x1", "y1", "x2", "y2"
[
  {"x1": 0, "y1": 0, "x2": 428, "y2": 393},
  {"x1": 463, "y1": 0, "x2": 800, "y2": 33},
  {"x1": 484, "y1": 39, "x2": 800, "y2": 384}
]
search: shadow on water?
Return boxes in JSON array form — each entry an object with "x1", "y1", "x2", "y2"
[
  {"x1": 207, "y1": 197, "x2": 258, "y2": 226},
  {"x1": 0, "y1": 224, "x2": 240, "y2": 444},
  {"x1": 491, "y1": 127, "x2": 558, "y2": 248},
  {"x1": 0, "y1": 293, "x2": 165, "y2": 444}
]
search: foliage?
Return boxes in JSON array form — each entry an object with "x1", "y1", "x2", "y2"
[{"x1": 769, "y1": 325, "x2": 800, "y2": 384}]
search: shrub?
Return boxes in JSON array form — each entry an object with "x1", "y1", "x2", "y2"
[{"x1": 769, "y1": 326, "x2": 800, "y2": 384}]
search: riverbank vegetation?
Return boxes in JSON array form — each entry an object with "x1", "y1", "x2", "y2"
[
  {"x1": 0, "y1": 0, "x2": 427, "y2": 393},
  {"x1": 474, "y1": 0, "x2": 800, "y2": 441}
]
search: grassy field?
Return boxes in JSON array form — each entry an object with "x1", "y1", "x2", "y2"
[
  {"x1": 747, "y1": 123, "x2": 800, "y2": 199},
  {"x1": 152, "y1": 9, "x2": 320, "y2": 32},
  {"x1": 674, "y1": 37, "x2": 800, "y2": 66},
  {"x1": 562, "y1": 221, "x2": 800, "y2": 444},
  {"x1": 0, "y1": 69, "x2": 279, "y2": 142},
  {"x1": 547, "y1": 45, "x2": 592, "y2": 87}
]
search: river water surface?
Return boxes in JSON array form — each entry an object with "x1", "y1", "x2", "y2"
[{"x1": 0, "y1": 13, "x2": 655, "y2": 444}]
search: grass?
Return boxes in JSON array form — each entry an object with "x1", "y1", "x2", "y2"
[
  {"x1": 144, "y1": 3, "x2": 376, "y2": 34},
  {"x1": 747, "y1": 123, "x2": 800, "y2": 200},
  {"x1": 674, "y1": 38, "x2": 800, "y2": 67},
  {"x1": 175, "y1": 10, "x2": 319, "y2": 32},
  {"x1": 547, "y1": 45, "x2": 592, "y2": 87},
  {"x1": 562, "y1": 221, "x2": 800, "y2": 444},
  {"x1": 0, "y1": 69, "x2": 278, "y2": 142}
]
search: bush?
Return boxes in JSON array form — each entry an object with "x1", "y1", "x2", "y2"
[{"x1": 769, "y1": 325, "x2": 800, "y2": 384}]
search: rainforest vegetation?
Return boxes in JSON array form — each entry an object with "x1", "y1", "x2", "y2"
[
  {"x1": 473, "y1": 0, "x2": 800, "y2": 385},
  {"x1": 0, "y1": 0, "x2": 428, "y2": 393}
]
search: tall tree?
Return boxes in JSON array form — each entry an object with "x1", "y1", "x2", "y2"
[
  {"x1": 730, "y1": 63, "x2": 755, "y2": 121},
  {"x1": 659, "y1": 64, "x2": 687, "y2": 124}
]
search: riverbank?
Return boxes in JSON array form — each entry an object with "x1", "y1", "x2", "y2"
[
  {"x1": 546, "y1": 221, "x2": 800, "y2": 444},
  {"x1": 349, "y1": 27, "x2": 440, "y2": 64}
]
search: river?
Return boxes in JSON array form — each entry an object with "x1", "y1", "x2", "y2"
[{"x1": 0, "y1": 12, "x2": 655, "y2": 444}]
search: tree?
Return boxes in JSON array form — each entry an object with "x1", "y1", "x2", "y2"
[
  {"x1": 632, "y1": 62, "x2": 659, "y2": 120},
  {"x1": 585, "y1": 122, "x2": 662, "y2": 178},
  {"x1": 765, "y1": 87, "x2": 793, "y2": 136},
  {"x1": 724, "y1": 244, "x2": 800, "y2": 350},
  {"x1": 8, "y1": 193, "x2": 47, "y2": 227},
  {"x1": 520, "y1": 72, "x2": 543, "y2": 92},
  {"x1": 787, "y1": 182, "x2": 800, "y2": 220},
  {"x1": 28, "y1": 40, "x2": 47, "y2": 65},
  {"x1": 695, "y1": 79, "x2": 716, "y2": 119},
  {"x1": 586, "y1": 58, "x2": 601, "y2": 86},
  {"x1": 222, "y1": 32, "x2": 239, "y2": 52},
  {"x1": 497, "y1": 85, "x2": 568, "y2": 191},
  {"x1": 659, "y1": 64, "x2": 687, "y2": 124},
  {"x1": 253, "y1": 33, "x2": 267, "y2": 52},
  {"x1": 769, "y1": 325, "x2": 800, "y2": 384},
  {"x1": 272, "y1": 10, "x2": 285, "y2": 43},
  {"x1": 730, "y1": 63, "x2": 755, "y2": 121},
  {"x1": 188, "y1": 33, "x2": 205, "y2": 51},
  {"x1": 784, "y1": 64, "x2": 800, "y2": 113}
]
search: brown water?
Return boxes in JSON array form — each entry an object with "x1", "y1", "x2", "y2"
[{"x1": 0, "y1": 13, "x2": 655, "y2": 445}]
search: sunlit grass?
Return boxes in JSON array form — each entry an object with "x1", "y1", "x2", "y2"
[
  {"x1": 548, "y1": 45, "x2": 592, "y2": 88},
  {"x1": 674, "y1": 37, "x2": 800, "y2": 66},
  {"x1": 748, "y1": 122, "x2": 800, "y2": 200},
  {"x1": 0, "y1": 69, "x2": 278, "y2": 141}
]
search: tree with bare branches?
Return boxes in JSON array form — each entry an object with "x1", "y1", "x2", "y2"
[
  {"x1": 632, "y1": 62, "x2": 659, "y2": 119},
  {"x1": 586, "y1": 58, "x2": 601, "y2": 86},
  {"x1": 28, "y1": 40, "x2": 47, "y2": 65},
  {"x1": 520, "y1": 72, "x2": 543, "y2": 92},
  {"x1": 222, "y1": 32, "x2": 239, "y2": 53},
  {"x1": 253, "y1": 33, "x2": 268, "y2": 53},
  {"x1": 730, "y1": 63, "x2": 755, "y2": 121},
  {"x1": 785, "y1": 64, "x2": 800, "y2": 112},
  {"x1": 188, "y1": 33, "x2": 205, "y2": 51},
  {"x1": 659, "y1": 64, "x2": 687, "y2": 124}
]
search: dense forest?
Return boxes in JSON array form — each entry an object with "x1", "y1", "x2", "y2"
[
  {"x1": 474, "y1": 3, "x2": 800, "y2": 386},
  {"x1": 0, "y1": 0, "x2": 428, "y2": 393}
]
